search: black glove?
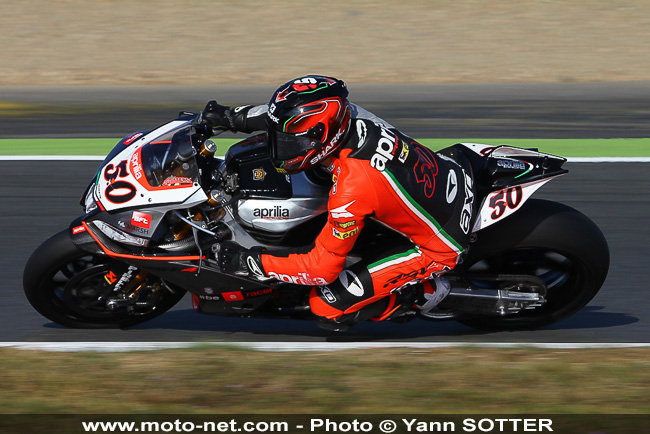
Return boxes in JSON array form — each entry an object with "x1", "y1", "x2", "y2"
[
  {"x1": 214, "y1": 241, "x2": 267, "y2": 279},
  {"x1": 200, "y1": 100, "x2": 235, "y2": 131}
]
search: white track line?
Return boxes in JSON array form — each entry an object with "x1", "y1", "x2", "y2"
[
  {"x1": 0, "y1": 342, "x2": 648, "y2": 352},
  {"x1": 1, "y1": 156, "x2": 649, "y2": 162}
]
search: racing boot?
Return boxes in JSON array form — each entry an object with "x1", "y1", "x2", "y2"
[{"x1": 416, "y1": 276, "x2": 451, "y2": 313}]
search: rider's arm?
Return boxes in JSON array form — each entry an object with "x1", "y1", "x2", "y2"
[{"x1": 261, "y1": 194, "x2": 374, "y2": 284}]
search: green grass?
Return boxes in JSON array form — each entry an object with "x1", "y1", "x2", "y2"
[
  {"x1": 1, "y1": 347, "x2": 648, "y2": 414},
  {"x1": 1, "y1": 138, "x2": 649, "y2": 157}
]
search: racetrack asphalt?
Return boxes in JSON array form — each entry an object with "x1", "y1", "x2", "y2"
[{"x1": 1, "y1": 83, "x2": 648, "y2": 343}]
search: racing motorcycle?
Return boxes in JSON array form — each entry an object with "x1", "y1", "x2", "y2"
[{"x1": 23, "y1": 112, "x2": 610, "y2": 330}]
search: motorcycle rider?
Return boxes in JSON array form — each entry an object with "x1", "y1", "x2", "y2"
[{"x1": 199, "y1": 75, "x2": 474, "y2": 330}]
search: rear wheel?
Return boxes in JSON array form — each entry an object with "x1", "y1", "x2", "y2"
[
  {"x1": 23, "y1": 230, "x2": 186, "y2": 328},
  {"x1": 454, "y1": 199, "x2": 609, "y2": 330}
]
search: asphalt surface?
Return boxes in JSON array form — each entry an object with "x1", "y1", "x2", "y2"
[{"x1": 1, "y1": 83, "x2": 648, "y2": 343}]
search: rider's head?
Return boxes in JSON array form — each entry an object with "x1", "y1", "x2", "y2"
[{"x1": 266, "y1": 75, "x2": 351, "y2": 173}]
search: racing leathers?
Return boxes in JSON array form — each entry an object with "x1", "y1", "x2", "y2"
[{"x1": 214, "y1": 103, "x2": 474, "y2": 325}]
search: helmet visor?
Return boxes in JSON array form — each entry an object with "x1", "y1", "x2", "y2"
[{"x1": 269, "y1": 130, "x2": 324, "y2": 162}]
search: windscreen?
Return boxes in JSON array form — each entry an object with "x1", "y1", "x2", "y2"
[{"x1": 139, "y1": 126, "x2": 199, "y2": 188}]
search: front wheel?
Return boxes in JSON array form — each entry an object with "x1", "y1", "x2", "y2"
[
  {"x1": 23, "y1": 230, "x2": 187, "y2": 328},
  {"x1": 454, "y1": 199, "x2": 609, "y2": 330}
]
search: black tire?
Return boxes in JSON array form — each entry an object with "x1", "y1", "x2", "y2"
[
  {"x1": 23, "y1": 230, "x2": 186, "y2": 329},
  {"x1": 454, "y1": 199, "x2": 609, "y2": 330}
]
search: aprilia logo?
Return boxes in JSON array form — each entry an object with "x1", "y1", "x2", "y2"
[
  {"x1": 370, "y1": 127, "x2": 398, "y2": 171},
  {"x1": 253, "y1": 206, "x2": 289, "y2": 219},
  {"x1": 497, "y1": 159, "x2": 527, "y2": 170},
  {"x1": 268, "y1": 271, "x2": 327, "y2": 286}
]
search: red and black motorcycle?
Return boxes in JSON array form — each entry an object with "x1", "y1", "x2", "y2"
[{"x1": 23, "y1": 113, "x2": 609, "y2": 330}]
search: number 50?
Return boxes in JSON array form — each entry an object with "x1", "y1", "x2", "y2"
[{"x1": 489, "y1": 186, "x2": 523, "y2": 220}]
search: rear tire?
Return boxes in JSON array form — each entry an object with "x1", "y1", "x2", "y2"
[
  {"x1": 454, "y1": 199, "x2": 609, "y2": 330},
  {"x1": 23, "y1": 230, "x2": 186, "y2": 328}
]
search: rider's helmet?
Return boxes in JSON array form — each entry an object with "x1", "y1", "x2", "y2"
[{"x1": 266, "y1": 75, "x2": 351, "y2": 173}]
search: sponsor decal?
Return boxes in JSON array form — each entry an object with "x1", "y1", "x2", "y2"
[
  {"x1": 320, "y1": 286, "x2": 337, "y2": 303},
  {"x1": 117, "y1": 220, "x2": 149, "y2": 235},
  {"x1": 244, "y1": 288, "x2": 274, "y2": 298},
  {"x1": 497, "y1": 159, "x2": 527, "y2": 170},
  {"x1": 131, "y1": 211, "x2": 152, "y2": 229},
  {"x1": 222, "y1": 291, "x2": 245, "y2": 302},
  {"x1": 123, "y1": 132, "x2": 144, "y2": 146},
  {"x1": 182, "y1": 267, "x2": 199, "y2": 273},
  {"x1": 332, "y1": 226, "x2": 359, "y2": 240},
  {"x1": 253, "y1": 206, "x2": 290, "y2": 219},
  {"x1": 330, "y1": 200, "x2": 355, "y2": 219},
  {"x1": 130, "y1": 153, "x2": 143, "y2": 181},
  {"x1": 370, "y1": 127, "x2": 399, "y2": 171},
  {"x1": 203, "y1": 287, "x2": 215, "y2": 295},
  {"x1": 398, "y1": 141, "x2": 410, "y2": 163},
  {"x1": 95, "y1": 220, "x2": 148, "y2": 245},
  {"x1": 339, "y1": 270, "x2": 364, "y2": 297},
  {"x1": 413, "y1": 146, "x2": 439, "y2": 198},
  {"x1": 72, "y1": 225, "x2": 86, "y2": 234},
  {"x1": 268, "y1": 111, "x2": 280, "y2": 124},
  {"x1": 252, "y1": 168, "x2": 267, "y2": 181},
  {"x1": 334, "y1": 220, "x2": 356, "y2": 229},
  {"x1": 268, "y1": 271, "x2": 328, "y2": 285},
  {"x1": 246, "y1": 256, "x2": 265, "y2": 277},
  {"x1": 104, "y1": 270, "x2": 118, "y2": 285},
  {"x1": 162, "y1": 176, "x2": 193, "y2": 186},
  {"x1": 356, "y1": 120, "x2": 368, "y2": 148},
  {"x1": 332, "y1": 167, "x2": 341, "y2": 195},
  {"x1": 113, "y1": 265, "x2": 138, "y2": 293},
  {"x1": 310, "y1": 142, "x2": 336, "y2": 165},
  {"x1": 460, "y1": 170, "x2": 474, "y2": 234},
  {"x1": 446, "y1": 170, "x2": 458, "y2": 203},
  {"x1": 199, "y1": 294, "x2": 221, "y2": 301},
  {"x1": 384, "y1": 266, "x2": 430, "y2": 288}
]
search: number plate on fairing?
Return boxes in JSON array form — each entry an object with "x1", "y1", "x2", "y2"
[{"x1": 472, "y1": 176, "x2": 562, "y2": 232}]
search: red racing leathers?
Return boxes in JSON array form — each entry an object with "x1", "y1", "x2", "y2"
[{"x1": 259, "y1": 117, "x2": 474, "y2": 322}]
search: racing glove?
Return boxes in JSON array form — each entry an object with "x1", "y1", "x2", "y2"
[
  {"x1": 200, "y1": 100, "x2": 256, "y2": 133},
  {"x1": 214, "y1": 241, "x2": 268, "y2": 279}
]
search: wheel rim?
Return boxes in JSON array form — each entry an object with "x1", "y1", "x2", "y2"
[
  {"x1": 43, "y1": 253, "x2": 156, "y2": 324},
  {"x1": 63, "y1": 263, "x2": 130, "y2": 320},
  {"x1": 463, "y1": 247, "x2": 585, "y2": 320}
]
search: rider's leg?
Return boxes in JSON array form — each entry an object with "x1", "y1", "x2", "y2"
[{"x1": 309, "y1": 243, "x2": 452, "y2": 329}]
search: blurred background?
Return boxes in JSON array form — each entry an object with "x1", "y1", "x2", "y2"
[{"x1": 2, "y1": 0, "x2": 650, "y2": 86}]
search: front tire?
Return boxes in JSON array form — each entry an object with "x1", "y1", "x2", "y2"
[
  {"x1": 455, "y1": 199, "x2": 609, "y2": 330},
  {"x1": 23, "y1": 230, "x2": 187, "y2": 328}
]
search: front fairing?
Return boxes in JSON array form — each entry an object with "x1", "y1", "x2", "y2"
[{"x1": 86, "y1": 121, "x2": 208, "y2": 214}]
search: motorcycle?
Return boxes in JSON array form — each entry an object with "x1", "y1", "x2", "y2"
[{"x1": 23, "y1": 112, "x2": 610, "y2": 330}]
